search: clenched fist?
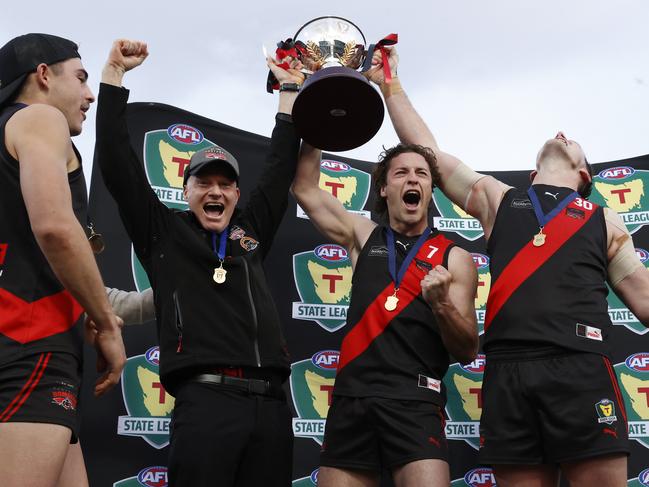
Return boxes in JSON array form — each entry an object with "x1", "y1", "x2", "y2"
[{"x1": 421, "y1": 265, "x2": 452, "y2": 309}]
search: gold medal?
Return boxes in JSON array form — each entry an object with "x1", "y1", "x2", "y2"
[
  {"x1": 213, "y1": 263, "x2": 227, "y2": 284},
  {"x1": 533, "y1": 230, "x2": 546, "y2": 247},
  {"x1": 385, "y1": 292, "x2": 399, "y2": 311}
]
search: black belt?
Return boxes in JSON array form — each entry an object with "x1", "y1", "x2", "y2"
[{"x1": 193, "y1": 373, "x2": 284, "y2": 398}]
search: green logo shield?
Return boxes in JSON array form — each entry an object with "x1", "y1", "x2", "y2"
[
  {"x1": 292, "y1": 245, "x2": 352, "y2": 332},
  {"x1": 443, "y1": 356, "x2": 485, "y2": 450},
  {"x1": 290, "y1": 351, "x2": 339, "y2": 445},
  {"x1": 432, "y1": 192, "x2": 483, "y2": 241},
  {"x1": 607, "y1": 248, "x2": 649, "y2": 335},
  {"x1": 117, "y1": 346, "x2": 175, "y2": 449},
  {"x1": 615, "y1": 353, "x2": 649, "y2": 449}
]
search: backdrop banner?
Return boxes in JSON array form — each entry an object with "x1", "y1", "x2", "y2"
[{"x1": 87, "y1": 101, "x2": 649, "y2": 487}]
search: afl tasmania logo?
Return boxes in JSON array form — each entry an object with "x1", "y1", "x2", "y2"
[
  {"x1": 312, "y1": 350, "x2": 339, "y2": 370},
  {"x1": 636, "y1": 248, "x2": 649, "y2": 263},
  {"x1": 626, "y1": 353, "x2": 649, "y2": 372},
  {"x1": 598, "y1": 166, "x2": 635, "y2": 180},
  {"x1": 637, "y1": 468, "x2": 649, "y2": 486},
  {"x1": 314, "y1": 244, "x2": 348, "y2": 262},
  {"x1": 112, "y1": 466, "x2": 168, "y2": 487},
  {"x1": 145, "y1": 346, "x2": 160, "y2": 366},
  {"x1": 166, "y1": 124, "x2": 204, "y2": 145},
  {"x1": 471, "y1": 253, "x2": 489, "y2": 269},
  {"x1": 321, "y1": 159, "x2": 351, "y2": 172},
  {"x1": 461, "y1": 467, "x2": 496, "y2": 487},
  {"x1": 462, "y1": 354, "x2": 486, "y2": 374}
]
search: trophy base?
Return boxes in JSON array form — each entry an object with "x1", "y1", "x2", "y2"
[{"x1": 292, "y1": 66, "x2": 384, "y2": 152}]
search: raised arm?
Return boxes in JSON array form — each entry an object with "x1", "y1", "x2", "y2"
[
  {"x1": 97, "y1": 40, "x2": 160, "y2": 258},
  {"x1": 606, "y1": 209, "x2": 649, "y2": 326},
  {"x1": 7, "y1": 105, "x2": 125, "y2": 396},
  {"x1": 242, "y1": 58, "x2": 303, "y2": 253},
  {"x1": 366, "y1": 48, "x2": 509, "y2": 236},
  {"x1": 421, "y1": 246, "x2": 479, "y2": 364},
  {"x1": 291, "y1": 143, "x2": 376, "y2": 265}
]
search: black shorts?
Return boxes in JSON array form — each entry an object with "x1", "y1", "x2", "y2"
[
  {"x1": 320, "y1": 395, "x2": 448, "y2": 471},
  {"x1": 0, "y1": 351, "x2": 81, "y2": 442},
  {"x1": 479, "y1": 351, "x2": 629, "y2": 465}
]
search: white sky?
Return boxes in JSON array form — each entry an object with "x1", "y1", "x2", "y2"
[{"x1": 3, "y1": 0, "x2": 648, "y2": 185}]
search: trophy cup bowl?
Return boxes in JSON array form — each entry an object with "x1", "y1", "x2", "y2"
[{"x1": 291, "y1": 16, "x2": 384, "y2": 152}]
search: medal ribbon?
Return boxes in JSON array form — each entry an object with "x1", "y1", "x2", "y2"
[
  {"x1": 386, "y1": 226, "x2": 431, "y2": 291},
  {"x1": 211, "y1": 227, "x2": 229, "y2": 261},
  {"x1": 527, "y1": 187, "x2": 578, "y2": 228}
]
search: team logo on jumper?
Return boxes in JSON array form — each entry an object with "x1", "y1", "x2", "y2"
[
  {"x1": 590, "y1": 166, "x2": 649, "y2": 234},
  {"x1": 628, "y1": 467, "x2": 649, "y2": 487},
  {"x1": 432, "y1": 191, "x2": 483, "y2": 241},
  {"x1": 451, "y1": 467, "x2": 497, "y2": 487},
  {"x1": 113, "y1": 466, "x2": 168, "y2": 486},
  {"x1": 615, "y1": 353, "x2": 649, "y2": 449},
  {"x1": 118, "y1": 346, "x2": 175, "y2": 449},
  {"x1": 292, "y1": 468, "x2": 319, "y2": 486},
  {"x1": 472, "y1": 253, "x2": 490, "y2": 334},
  {"x1": 50, "y1": 383, "x2": 78, "y2": 411},
  {"x1": 607, "y1": 248, "x2": 649, "y2": 335},
  {"x1": 290, "y1": 351, "x2": 339, "y2": 445},
  {"x1": 292, "y1": 244, "x2": 352, "y2": 332},
  {"x1": 443, "y1": 355, "x2": 485, "y2": 449},
  {"x1": 595, "y1": 398, "x2": 617, "y2": 424},
  {"x1": 297, "y1": 159, "x2": 371, "y2": 219}
]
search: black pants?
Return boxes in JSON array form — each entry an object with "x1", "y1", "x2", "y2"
[{"x1": 168, "y1": 381, "x2": 293, "y2": 486}]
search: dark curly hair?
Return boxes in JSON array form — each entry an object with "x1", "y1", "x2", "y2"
[{"x1": 373, "y1": 143, "x2": 441, "y2": 214}]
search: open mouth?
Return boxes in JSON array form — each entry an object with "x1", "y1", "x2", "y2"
[
  {"x1": 204, "y1": 202, "x2": 225, "y2": 217},
  {"x1": 403, "y1": 190, "x2": 421, "y2": 208}
]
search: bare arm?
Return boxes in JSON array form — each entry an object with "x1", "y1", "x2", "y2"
[
  {"x1": 421, "y1": 246, "x2": 479, "y2": 364},
  {"x1": 291, "y1": 143, "x2": 376, "y2": 265},
  {"x1": 606, "y1": 208, "x2": 649, "y2": 326},
  {"x1": 367, "y1": 48, "x2": 509, "y2": 236},
  {"x1": 7, "y1": 105, "x2": 125, "y2": 395}
]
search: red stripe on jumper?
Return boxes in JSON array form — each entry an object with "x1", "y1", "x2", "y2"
[
  {"x1": 602, "y1": 356, "x2": 628, "y2": 433},
  {"x1": 0, "y1": 289, "x2": 83, "y2": 344},
  {"x1": 484, "y1": 199, "x2": 596, "y2": 332},
  {"x1": 337, "y1": 235, "x2": 452, "y2": 372},
  {"x1": 0, "y1": 352, "x2": 51, "y2": 422}
]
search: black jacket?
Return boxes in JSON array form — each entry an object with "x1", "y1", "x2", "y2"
[{"x1": 96, "y1": 83, "x2": 299, "y2": 394}]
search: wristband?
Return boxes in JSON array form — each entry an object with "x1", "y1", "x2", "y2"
[{"x1": 279, "y1": 82, "x2": 300, "y2": 92}]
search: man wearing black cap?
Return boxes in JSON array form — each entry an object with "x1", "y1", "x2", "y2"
[
  {"x1": 0, "y1": 34, "x2": 126, "y2": 486},
  {"x1": 96, "y1": 40, "x2": 304, "y2": 486}
]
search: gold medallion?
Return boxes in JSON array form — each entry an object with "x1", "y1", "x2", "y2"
[
  {"x1": 213, "y1": 265, "x2": 227, "y2": 284},
  {"x1": 385, "y1": 294, "x2": 399, "y2": 311},
  {"x1": 533, "y1": 231, "x2": 546, "y2": 247}
]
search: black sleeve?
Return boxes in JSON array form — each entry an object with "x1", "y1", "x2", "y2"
[
  {"x1": 95, "y1": 83, "x2": 167, "y2": 261},
  {"x1": 243, "y1": 114, "x2": 300, "y2": 257}
]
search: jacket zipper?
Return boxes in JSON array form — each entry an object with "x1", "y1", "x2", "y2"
[
  {"x1": 173, "y1": 291, "x2": 184, "y2": 353},
  {"x1": 242, "y1": 259, "x2": 261, "y2": 367}
]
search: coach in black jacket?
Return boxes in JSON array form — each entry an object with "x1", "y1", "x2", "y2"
[{"x1": 96, "y1": 40, "x2": 303, "y2": 486}]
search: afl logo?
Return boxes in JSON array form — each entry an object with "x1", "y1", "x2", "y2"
[
  {"x1": 310, "y1": 469, "x2": 319, "y2": 484},
  {"x1": 625, "y1": 353, "x2": 649, "y2": 372},
  {"x1": 167, "y1": 124, "x2": 204, "y2": 145},
  {"x1": 471, "y1": 253, "x2": 489, "y2": 269},
  {"x1": 321, "y1": 160, "x2": 351, "y2": 172},
  {"x1": 311, "y1": 350, "x2": 340, "y2": 370},
  {"x1": 136, "y1": 466, "x2": 168, "y2": 487},
  {"x1": 314, "y1": 244, "x2": 348, "y2": 262},
  {"x1": 463, "y1": 467, "x2": 496, "y2": 487},
  {"x1": 598, "y1": 166, "x2": 635, "y2": 180},
  {"x1": 144, "y1": 346, "x2": 160, "y2": 366},
  {"x1": 638, "y1": 468, "x2": 649, "y2": 486},
  {"x1": 636, "y1": 248, "x2": 649, "y2": 264},
  {"x1": 462, "y1": 354, "x2": 486, "y2": 374}
]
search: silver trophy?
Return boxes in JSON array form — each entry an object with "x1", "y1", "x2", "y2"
[{"x1": 291, "y1": 16, "x2": 384, "y2": 152}]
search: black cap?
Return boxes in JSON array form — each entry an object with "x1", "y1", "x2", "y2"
[
  {"x1": 183, "y1": 145, "x2": 239, "y2": 185},
  {"x1": 0, "y1": 33, "x2": 81, "y2": 109}
]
